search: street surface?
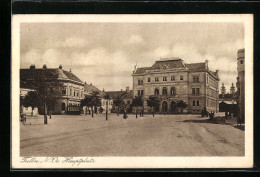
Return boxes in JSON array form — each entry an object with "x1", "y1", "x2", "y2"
[{"x1": 20, "y1": 114, "x2": 244, "y2": 156}]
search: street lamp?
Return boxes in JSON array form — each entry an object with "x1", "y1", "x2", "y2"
[{"x1": 106, "y1": 100, "x2": 108, "y2": 120}]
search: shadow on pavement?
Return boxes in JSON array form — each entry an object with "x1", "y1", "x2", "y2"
[{"x1": 182, "y1": 117, "x2": 245, "y2": 131}]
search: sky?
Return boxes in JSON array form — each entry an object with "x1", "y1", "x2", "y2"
[{"x1": 20, "y1": 22, "x2": 244, "y2": 92}]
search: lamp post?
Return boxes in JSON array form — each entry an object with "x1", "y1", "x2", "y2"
[{"x1": 106, "y1": 100, "x2": 108, "y2": 120}]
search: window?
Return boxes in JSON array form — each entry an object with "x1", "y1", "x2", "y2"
[
  {"x1": 76, "y1": 91, "x2": 79, "y2": 97},
  {"x1": 155, "y1": 77, "x2": 159, "y2": 82},
  {"x1": 240, "y1": 60, "x2": 243, "y2": 64},
  {"x1": 197, "y1": 100, "x2": 200, "y2": 106},
  {"x1": 127, "y1": 100, "x2": 130, "y2": 104},
  {"x1": 138, "y1": 90, "x2": 144, "y2": 96},
  {"x1": 171, "y1": 87, "x2": 176, "y2": 96},
  {"x1": 180, "y1": 76, "x2": 183, "y2": 80},
  {"x1": 62, "y1": 87, "x2": 66, "y2": 95},
  {"x1": 193, "y1": 76, "x2": 199, "y2": 83},
  {"x1": 138, "y1": 80, "x2": 143, "y2": 85},
  {"x1": 148, "y1": 78, "x2": 150, "y2": 82},
  {"x1": 193, "y1": 100, "x2": 196, "y2": 106},
  {"x1": 163, "y1": 77, "x2": 167, "y2": 81},
  {"x1": 196, "y1": 88, "x2": 200, "y2": 96},
  {"x1": 81, "y1": 91, "x2": 83, "y2": 97},
  {"x1": 163, "y1": 87, "x2": 167, "y2": 96},
  {"x1": 74, "y1": 90, "x2": 76, "y2": 96},
  {"x1": 70, "y1": 88, "x2": 72, "y2": 95},
  {"x1": 155, "y1": 88, "x2": 159, "y2": 95},
  {"x1": 192, "y1": 88, "x2": 196, "y2": 96},
  {"x1": 171, "y1": 76, "x2": 175, "y2": 81}
]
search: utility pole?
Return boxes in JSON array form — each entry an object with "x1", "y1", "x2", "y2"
[{"x1": 106, "y1": 100, "x2": 108, "y2": 120}]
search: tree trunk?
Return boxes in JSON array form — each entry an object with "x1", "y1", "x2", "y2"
[
  {"x1": 49, "y1": 109, "x2": 52, "y2": 119},
  {"x1": 136, "y1": 106, "x2": 138, "y2": 118},
  {"x1": 117, "y1": 107, "x2": 119, "y2": 116},
  {"x1": 153, "y1": 106, "x2": 155, "y2": 117},
  {"x1": 44, "y1": 102, "x2": 47, "y2": 124},
  {"x1": 31, "y1": 107, "x2": 34, "y2": 116},
  {"x1": 91, "y1": 106, "x2": 93, "y2": 118}
]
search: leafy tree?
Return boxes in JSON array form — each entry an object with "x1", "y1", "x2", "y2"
[
  {"x1": 176, "y1": 100, "x2": 188, "y2": 114},
  {"x1": 132, "y1": 96, "x2": 143, "y2": 118},
  {"x1": 113, "y1": 96, "x2": 124, "y2": 116},
  {"x1": 91, "y1": 91, "x2": 101, "y2": 116},
  {"x1": 23, "y1": 91, "x2": 39, "y2": 116},
  {"x1": 147, "y1": 96, "x2": 160, "y2": 117},
  {"x1": 81, "y1": 95, "x2": 92, "y2": 116},
  {"x1": 81, "y1": 92, "x2": 101, "y2": 117}
]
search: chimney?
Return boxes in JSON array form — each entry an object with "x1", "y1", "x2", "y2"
[
  {"x1": 126, "y1": 86, "x2": 129, "y2": 92},
  {"x1": 59, "y1": 65, "x2": 62, "y2": 69},
  {"x1": 216, "y1": 70, "x2": 219, "y2": 76},
  {"x1": 103, "y1": 88, "x2": 105, "y2": 92},
  {"x1": 43, "y1": 64, "x2": 47, "y2": 69},
  {"x1": 121, "y1": 89, "x2": 123, "y2": 91},
  {"x1": 90, "y1": 83, "x2": 92, "y2": 86},
  {"x1": 205, "y1": 60, "x2": 208, "y2": 70},
  {"x1": 84, "y1": 81, "x2": 87, "y2": 85},
  {"x1": 30, "y1": 64, "x2": 35, "y2": 69}
]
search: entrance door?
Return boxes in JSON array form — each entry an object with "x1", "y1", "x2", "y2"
[
  {"x1": 171, "y1": 101, "x2": 176, "y2": 113},
  {"x1": 162, "y1": 101, "x2": 168, "y2": 113}
]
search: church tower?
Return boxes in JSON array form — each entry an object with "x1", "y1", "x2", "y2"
[
  {"x1": 221, "y1": 83, "x2": 226, "y2": 97},
  {"x1": 230, "y1": 82, "x2": 235, "y2": 95}
]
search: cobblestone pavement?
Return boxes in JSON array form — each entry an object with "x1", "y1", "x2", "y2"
[{"x1": 20, "y1": 113, "x2": 244, "y2": 157}]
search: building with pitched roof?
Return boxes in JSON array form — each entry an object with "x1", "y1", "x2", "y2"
[
  {"x1": 132, "y1": 58, "x2": 219, "y2": 114},
  {"x1": 20, "y1": 65, "x2": 85, "y2": 114}
]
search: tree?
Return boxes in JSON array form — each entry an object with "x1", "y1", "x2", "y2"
[
  {"x1": 113, "y1": 96, "x2": 124, "y2": 116},
  {"x1": 147, "y1": 96, "x2": 160, "y2": 117},
  {"x1": 81, "y1": 95, "x2": 92, "y2": 116},
  {"x1": 104, "y1": 93, "x2": 110, "y2": 120},
  {"x1": 176, "y1": 100, "x2": 188, "y2": 114},
  {"x1": 23, "y1": 91, "x2": 39, "y2": 116},
  {"x1": 132, "y1": 96, "x2": 143, "y2": 118},
  {"x1": 91, "y1": 91, "x2": 101, "y2": 116}
]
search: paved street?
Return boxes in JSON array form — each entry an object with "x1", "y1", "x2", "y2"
[{"x1": 20, "y1": 114, "x2": 244, "y2": 157}]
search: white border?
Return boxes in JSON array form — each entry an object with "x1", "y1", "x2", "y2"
[{"x1": 12, "y1": 14, "x2": 253, "y2": 169}]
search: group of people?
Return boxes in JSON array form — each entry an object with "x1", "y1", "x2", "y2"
[
  {"x1": 225, "y1": 111, "x2": 233, "y2": 120},
  {"x1": 201, "y1": 107, "x2": 215, "y2": 119}
]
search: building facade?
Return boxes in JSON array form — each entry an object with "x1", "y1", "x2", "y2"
[
  {"x1": 236, "y1": 48, "x2": 245, "y2": 123},
  {"x1": 132, "y1": 58, "x2": 219, "y2": 114},
  {"x1": 20, "y1": 65, "x2": 85, "y2": 114}
]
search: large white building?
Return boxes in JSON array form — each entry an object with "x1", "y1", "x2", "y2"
[{"x1": 132, "y1": 58, "x2": 219, "y2": 114}]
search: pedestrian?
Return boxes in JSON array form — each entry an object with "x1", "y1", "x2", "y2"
[
  {"x1": 201, "y1": 110, "x2": 204, "y2": 117},
  {"x1": 225, "y1": 111, "x2": 228, "y2": 120}
]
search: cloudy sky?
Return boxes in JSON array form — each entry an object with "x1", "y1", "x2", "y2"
[{"x1": 20, "y1": 22, "x2": 244, "y2": 92}]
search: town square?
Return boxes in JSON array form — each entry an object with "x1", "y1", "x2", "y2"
[{"x1": 14, "y1": 15, "x2": 252, "y2": 168}]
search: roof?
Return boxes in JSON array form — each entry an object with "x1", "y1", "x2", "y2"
[
  {"x1": 105, "y1": 90, "x2": 133, "y2": 99},
  {"x1": 84, "y1": 84, "x2": 101, "y2": 93},
  {"x1": 186, "y1": 63, "x2": 206, "y2": 70},
  {"x1": 20, "y1": 68, "x2": 84, "y2": 86},
  {"x1": 133, "y1": 59, "x2": 209, "y2": 75}
]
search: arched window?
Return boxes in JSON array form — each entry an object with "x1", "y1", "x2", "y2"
[
  {"x1": 197, "y1": 100, "x2": 200, "y2": 106},
  {"x1": 193, "y1": 100, "x2": 196, "y2": 106},
  {"x1": 163, "y1": 87, "x2": 167, "y2": 96},
  {"x1": 61, "y1": 103, "x2": 66, "y2": 111},
  {"x1": 155, "y1": 88, "x2": 159, "y2": 95},
  {"x1": 171, "y1": 87, "x2": 176, "y2": 96}
]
